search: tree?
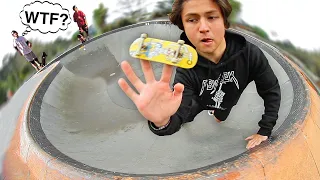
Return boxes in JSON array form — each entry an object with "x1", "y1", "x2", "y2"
[
  {"x1": 93, "y1": 3, "x2": 109, "y2": 35},
  {"x1": 151, "y1": 0, "x2": 174, "y2": 19},
  {"x1": 251, "y1": 26, "x2": 269, "y2": 40},
  {"x1": 116, "y1": 0, "x2": 147, "y2": 22},
  {"x1": 0, "y1": 36, "x2": 74, "y2": 105},
  {"x1": 115, "y1": 18, "x2": 136, "y2": 28},
  {"x1": 229, "y1": 0, "x2": 241, "y2": 23}
]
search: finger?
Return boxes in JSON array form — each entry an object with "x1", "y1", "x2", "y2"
[
  {"x1": 118, "y1": 78, "x2": 138, "y2": 102},
  {"x1": 216, "y1": 118, "x2": 222, "y2": 123},
  {"x1": 140, "y1": 60, "x2": 155, "y2": 83},
  {"x1": 245, "y1": 135, "x2": 254, "y2": 141},
  {"x1": 120, "y1": 61, "x2": 144, "y2": 92},
  {"x1": 173, "y1": 83, "x2": 184, "y2": 97},
  {"x1": 246, "y1": 139, "x2": 257, "y2": 149},
  {"x1": 246, "y1": 141, "x2": 254, "y2": 149},
  {"x1": 249, "y1": 139, "x2": 262, "y2": 149},
  {"x1": 250, "y1": 140, "x2": 261, "y2": 149},
  {"x1": 247, "y1": 143, "x2": 255, "y2": 149},
  {"x1": 255, "y1": 140, "x2": 262, "y2": 146},
  {"x1": 160, "y1": 64, "x2": 174, "y2": 83}
]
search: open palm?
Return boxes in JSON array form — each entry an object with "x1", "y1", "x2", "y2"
[{"x1": 118, "y1": 60, "x2": 184, "y2": 126}]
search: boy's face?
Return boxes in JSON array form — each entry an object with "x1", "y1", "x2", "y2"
[
  {"x1": 181, "y1": 0, "x2": 226, "y2": 56},
  {"x1": 12, "y1": 32, "x2": 18, "y2": 38}
]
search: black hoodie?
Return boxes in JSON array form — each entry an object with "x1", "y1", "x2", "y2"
[{"x1": 148, "y1": 31, "x2": 281, "y2": 137}]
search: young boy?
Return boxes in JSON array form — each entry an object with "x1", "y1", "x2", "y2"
[
  {"x1": 118, "y1": 0, "x2": 281, "y2": 150},
  {"x1": 73, "y1": 5, "x2": 90, "y2": 42},
  {"x1": 12, "y1": 30, "x2": 47, "y2": 71}
]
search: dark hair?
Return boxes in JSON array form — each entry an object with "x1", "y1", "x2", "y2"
[
  {"x1": 169, "y1": 0, "x2": 232, "y2": 30},
  {"x1": 73, "y1": 5, "x2": 77, "y2": 10},
  {"x1": 11, "y1": 30, "x2": 18, "y2": 35}
]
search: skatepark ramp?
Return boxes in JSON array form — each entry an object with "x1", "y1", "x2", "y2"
[{"x1": 1, "y1": 20, "x2": 320, "y2": 179}]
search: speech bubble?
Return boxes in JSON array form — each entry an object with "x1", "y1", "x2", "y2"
[
  {"x1": 19, "y1": 1, "x2": 72, "y2": 35},
  {"x1": 22, "y1": 27, "x2": 32, "y2": 36}
]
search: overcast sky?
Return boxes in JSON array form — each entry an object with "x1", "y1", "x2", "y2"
[
  {"x1": 1, "y1": 0, "x2": 319, "y2": 66},
  {"x1": 239, "y1": 0, "x2": 320, "y2": 51}
]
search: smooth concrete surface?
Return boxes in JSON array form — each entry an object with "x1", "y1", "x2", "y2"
[{"x1": 31, "y1": 22, "x2": 294, "y2": 174}]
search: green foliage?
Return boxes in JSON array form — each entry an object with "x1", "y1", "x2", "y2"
[
  {"x1": 115, "y1": 18, "x2": 136, "y2": 28},
  {"x1": 117, "y1": 0, "x2": 143, "y2": 16},
  {"x1": 150, "y1": 0, "x2": 174, "y2": 19},
  {"x1": 229, "y1": 0, "x2": 241, "y2": 23},
  {"x1": 1, "y1": 0, "x2": 318, "y2": 105},
  {"x1": 0, "y1": 37, "x2": 73, "y2": 105},
  {"x1": 93, "y1": 3, "x2": 108, "y2": 35},
  {"x1": 116, "y1": 0, "x2": 148, "y2": 22},
  {"x1": 275, "y1": 40, "x2": 320, "y2": 77},
  {"x1": 71, "y1": 31, "x2": 80, "y2": 42},
  {"x1": 251, "y1": 26, "x2": 269, "y2": 40}
]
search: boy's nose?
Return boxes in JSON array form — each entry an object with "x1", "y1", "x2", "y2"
[{"x1": 199, "y1": 19, "x2": 210, "y2": 33}]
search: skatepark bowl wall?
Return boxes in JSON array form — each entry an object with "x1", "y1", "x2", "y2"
[{"x1": 2, "y1": 20, "x2": 320, "y2": 179}]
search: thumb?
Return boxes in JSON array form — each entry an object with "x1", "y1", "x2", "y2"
[{"x1": 173, "y1": 83, "x2": 184, "y2": 97}]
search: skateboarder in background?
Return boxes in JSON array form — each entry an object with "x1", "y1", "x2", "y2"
[
  {"x1": 73, "y1": 5, "x2": 90, "y2": 43},
  {"x1": 12, "y1": 30, "x2": 47, "y2": 71}
]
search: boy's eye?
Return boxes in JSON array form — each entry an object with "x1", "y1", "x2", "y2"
[
  {"x1": 187, "y1": 19, "x2": 197, "y2": 23},
  {"x1": 208, "y1": 16, "x2": 217, "y2": 19}
]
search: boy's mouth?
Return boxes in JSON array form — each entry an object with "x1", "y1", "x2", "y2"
[
  {"x1": 201, "y1": 38, "x2": 213, "y2": 43},
  {"x1": 201, "y1": 38, "x2": 213, "y2": 46}
]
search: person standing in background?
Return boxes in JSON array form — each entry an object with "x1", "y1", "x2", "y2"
[
  {"x1": 73, "y1": 5, "x2": 90, "y2": 42},
  {"x1": 12, "y1": 30, "x2": 47, "y2": 71}
]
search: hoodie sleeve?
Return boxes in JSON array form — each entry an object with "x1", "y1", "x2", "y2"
[
  {"x1": 249, "y1": 45, "x2": 281, "y2": 137},
  {"x1": 148, "y1": 68, "x2": 200, "y2": 136}
]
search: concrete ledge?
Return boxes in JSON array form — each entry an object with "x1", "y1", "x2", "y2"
[
  {"x1": 2, "y1": 21, "x2": 320, "y2": 179},
  {"x1": 3, "y1": 58, "x2": 320, "y2": 180}
]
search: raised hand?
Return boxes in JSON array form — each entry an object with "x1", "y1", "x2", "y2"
[{"x1": 118, "y1": 60, "x2": 184, "y2": 127}]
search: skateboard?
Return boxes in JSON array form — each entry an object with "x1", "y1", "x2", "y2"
[
  {"x1": 79, "y1": 45, "x2": 86, "y2": 50},
  {"x1": 129, "y1": 33, "x2": 198, "y2": 69},
  {"x1": 78, "y1": 34, "x2": 87, "y2": 50},
  {"x1": 41, "y1": 52, "x2": 47, "y2": 67},
  {"x1": 36, "y1": 52, "x2": 47, "y2": 72}
]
